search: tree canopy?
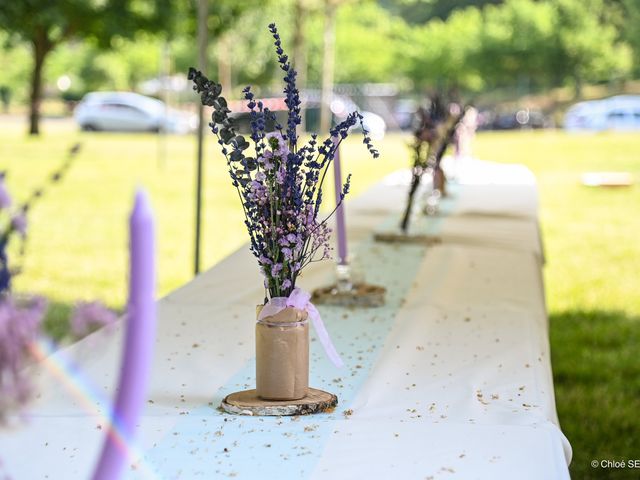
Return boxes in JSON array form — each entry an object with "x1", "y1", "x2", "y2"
[
  {"x1": 0, "y1": 0, "x2": 637, "y2": 116},
  {"x1": 0, "y1": 0, "x2": 174, "y2": 134}
]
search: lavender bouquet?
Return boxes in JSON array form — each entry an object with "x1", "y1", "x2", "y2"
[{"x1": 189, "y1": 24, "x2": 378, "y2": 302}]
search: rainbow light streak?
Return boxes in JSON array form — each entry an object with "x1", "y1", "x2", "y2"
[{"x1": 29, "y1": 338, "x2": 159, "y2": 480}]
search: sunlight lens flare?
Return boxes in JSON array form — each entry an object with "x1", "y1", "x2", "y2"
[{"x1": 29, "y1": 338, "x2": 159, "y2": 480}]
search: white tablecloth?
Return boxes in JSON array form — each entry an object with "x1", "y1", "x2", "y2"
[{"x1": 0, "y1": 160, "x2": 571, "y2": 479}]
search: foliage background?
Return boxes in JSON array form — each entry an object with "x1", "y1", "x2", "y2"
[{"x1": 1, "y1": 0, "x2": 638, "y2": 106}]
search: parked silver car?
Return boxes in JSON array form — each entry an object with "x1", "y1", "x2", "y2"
[{"x1": 74, "y1": 91, "x2": 196, "y2": 133}]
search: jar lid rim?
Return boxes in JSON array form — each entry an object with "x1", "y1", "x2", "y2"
[{"x1": 257, "y1": 318, "x2": 309, "y2": 327}]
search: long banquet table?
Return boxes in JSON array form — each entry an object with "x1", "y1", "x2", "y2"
[{"x1": 0, "y1": 158, "x2": 572, "y2": 479}]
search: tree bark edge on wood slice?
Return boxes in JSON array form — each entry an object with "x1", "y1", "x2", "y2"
[
  {"x1": 373, "y1": 232, "x2": 442, "y2": 245},
  {"x1": 312, "y1": 283, "x2": 386, "y2": 307},
  {"x1": 220, "y1": 388, "x2": 338, "y2": 416}
]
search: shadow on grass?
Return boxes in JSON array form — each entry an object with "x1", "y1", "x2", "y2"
[{"x1": 550, "y1": 309, "x2": 640, "y2": 480}]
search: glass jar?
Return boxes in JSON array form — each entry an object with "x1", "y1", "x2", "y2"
[{"x1": 255, "y1": 306, "x2": 309, "y2": 400}]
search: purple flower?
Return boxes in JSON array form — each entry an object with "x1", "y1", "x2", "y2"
[
  {"x1": 282, "y1": 279, "x2": 292, "y2": 290},
  {"x1": 248, "y1": 180, "x2": 268, "y2": 205},
  {"x1": 259, "y1": 255, "x2": 273, "y2": 265},
  {"x1": 266, "y1": 132, "x2": 289, "y2": 158},
  {"x1": 0, "y1": 174, "x2": 11, "y2": 210},
  {"x1": 265, "y1": 131, "x2": 284, "y2": 144},
  {"x1": 0, "y1": 295, "x2": 47, "y2": 420},
  {"x1": 249, "y1": 180, "x2": 260, "y2": 191},
  {"x1": 70, "y1": 301, "x2": 118, "y2": 337},
  {"x1": 263, "y1": 156, "x2": 274, "y2": 171},
  {"x1": 10, "y1": 212, "x2": 27, "y2": 237},
  {"x1": 271, "y1": 263, "x2": 283, "y2": 277}
]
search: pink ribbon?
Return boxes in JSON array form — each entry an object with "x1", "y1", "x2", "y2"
[{"x1": 258, "y1": 288, "x2": 344, "y2": 368}]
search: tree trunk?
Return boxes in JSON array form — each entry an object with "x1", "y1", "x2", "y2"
[
  {"x1": 319, "y1": 0, "x2": 337, "y2": 135},
  {"x1": 293, "y1": 0, "x2": 308, "y2": 131},
  {"x1": 573, "y1": 72, "x2": 583, "y2": 100},
  {"x1": 217, "y1": 33, "x2": 232, "y2": 94},
  {"x1": 194, "y1": 0, "x2": 209, "y2": 275},
  {"x1": 29, "y1": 31, "x2": 53, "y2": 136}
]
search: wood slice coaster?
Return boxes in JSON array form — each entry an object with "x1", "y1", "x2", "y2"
[
  {"x1": 312, "y1": 283, "x2": 386, "y2": 307},
  {"x1": 373, "y1": 232, "x2": 442, "y2": 245},
  {"x1": 220, "y1": 388, "x2": 338, "y2": 416}
]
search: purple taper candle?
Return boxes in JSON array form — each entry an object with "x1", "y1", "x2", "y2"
[
  {"x1": 93, "y1": 189, "x2": 156, "y2": 480},
  {"x1": 332, "y1": 140, "x2": 348, "y2": 265}
]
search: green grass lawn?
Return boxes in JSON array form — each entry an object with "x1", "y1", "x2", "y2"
[
  {"x1": 474, "y1": 131, "x2": 640, "y2": 480},
  {"x1": 1, "y1": 118, "x2": 406, "y2": 336},
  {"x1": 2, "y1": 118, "x2": 639, "y2": 478}
]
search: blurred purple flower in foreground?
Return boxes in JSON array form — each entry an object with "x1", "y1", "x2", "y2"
[
  {"x1": 0, "y1": 295, "x2": 47, "y2": 421},
  {"x1": 10, "y1": 211, "x2": 27, "y2": 238},
  {"x1": 70, "y1": 301, "x2": 118, "y2": 337},
  {"x1": 0, "y1": 174, "x2": 11, "y2": 210}
]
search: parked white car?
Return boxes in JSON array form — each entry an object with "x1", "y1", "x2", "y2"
[
  {"x1": 328, "y1": 96, "x2": 387, "y2": 140},
  {"x1": 74, "y1": 92, "x2": 196, "y2": 133},
  {"x1": 564, "y1": 95, "x2": 640, "y2": 131},
  {"x1": 354, "y1": 111, "x2": 387, "y2": 140}
]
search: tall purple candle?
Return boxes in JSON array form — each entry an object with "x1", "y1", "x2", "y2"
[
  {"x1": 94, "y1": 189, "x2": 156, "y2": 480},
  {"x1": 332, "y1": 141, "x2": 348, "y2": 265}
]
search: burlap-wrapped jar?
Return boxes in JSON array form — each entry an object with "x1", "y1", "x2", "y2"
[{"x1": 255, "y1": 306, "x2": 309, "y2": 400}]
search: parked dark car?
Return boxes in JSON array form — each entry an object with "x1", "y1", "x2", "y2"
[{"x1": 494, "y1": 109, "x2": 549, "y2": 130}]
